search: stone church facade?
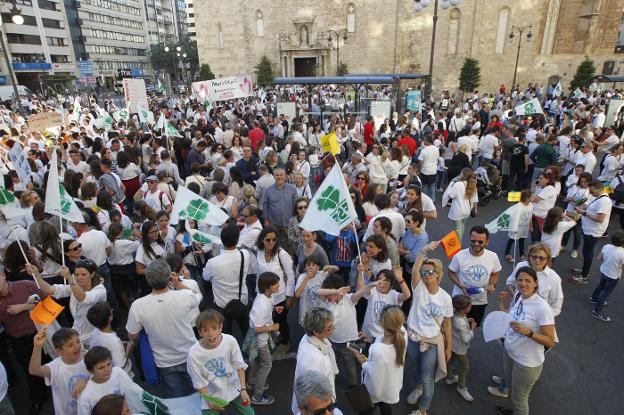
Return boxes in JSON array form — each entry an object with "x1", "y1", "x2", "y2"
[{"x1": 195, "y1": 0, "x2": 624, "y2": 93}]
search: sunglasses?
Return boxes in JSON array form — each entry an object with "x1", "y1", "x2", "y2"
[
  {"x1": 530, "y1": 254, "x2": 548, "y2": 261},
  {"x1": 311, "y1": 401, "x2": 337, "y2": 415},
  {"x1": 297, "y1": 205, "x2": 308, "y2": 210},
  {"x1": 357, "y1": 177, "x2": 367, "y2": 180},
  {"x1": 69, "y1": 244, "x2": 82, "y2": 251},
  {"x1": 264, "y1": 238, "x2": 277, "y2": 242},
  {"x1": 420, "y1": 269, "x2": 435, "y2": 277},
  {"x1": 470, "y1": 240, "x2": 485, "y2": 245}
]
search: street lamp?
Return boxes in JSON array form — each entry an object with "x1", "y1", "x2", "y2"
[
  {"x1": 327, "y1": 29, "x2": 348, "y2": 76},
  {"x1": 508, "y1": 25, "x2": 533, "y2": 91},
  {"x1": 412, "y1": 0, "x2": 460, "y2": 104},
  {"x1": 1, "y1": 0, "x2": 24, "y2": 114}
]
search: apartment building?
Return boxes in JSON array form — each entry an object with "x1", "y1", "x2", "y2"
[{"x1": 185, "y1": 0, "x2": 194, "y2": 42}]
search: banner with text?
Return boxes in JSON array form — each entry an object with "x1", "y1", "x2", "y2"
[
  {"x1": 191, "y1": 75, "x2": 254, "y2": 103},
  {"x1": 123, "y1": 78, "x2": 149, "y2": 114}
]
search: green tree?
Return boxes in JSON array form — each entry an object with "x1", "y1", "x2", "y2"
[
  {"x1": 255, "y1": 55, "x2": 274, "y2": 86},
  {"x1": 570, "y1": 57, "x2": 596, "y2": 90},
  {"x1": 149, "y1": 37, "x2": 199, "y2": 80},
  {"x1": 337, "y1": 62, "x2": 349, "y2": 76},
  {"x1": 199, "y1": 64, "x2": 215, "y2": 81},
  {"x1": 458, "y1": 58, "x2": 481, "y2": 93}
]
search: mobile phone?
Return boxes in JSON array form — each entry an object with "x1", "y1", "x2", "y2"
[{"x1": 346, "y1": 341, "x2": 363, "y2": 354}]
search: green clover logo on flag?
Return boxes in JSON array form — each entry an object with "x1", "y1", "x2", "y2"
[
  {"x1": 524, "y1": 102, "x2": 535, "y2": 115},
  {"x1": 59, "y1": 185, "x2": 72, "y2": 215},
  {"x1": 181, "y1": 199, "x2": 210, "y2": 221},
  {"x1": 497, "y1": 213, "x2": 511, "y2": 229},
  {"x1": 192, "y1": 233, "x2": 213, "y2": 244},
  {"x1": 141, "y1": 390, "x2": 170, "y2": 415},
  {"x1": 120, "y1": 109, "x2": 128, "y2": 119},
  {"x1": 0, "y1": 188, "x2": 16, "y2": 205},
  {"x1": 317, "y1": 186, "x2": 340, "y2": 211}
]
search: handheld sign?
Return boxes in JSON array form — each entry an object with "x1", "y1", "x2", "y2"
[
  {"x1": 507, "y1": 192, "x2": 521, "y2": 202},
  {"x1": 440, "y1": 230, "x2": 461, "y2": 259},
  {"x1": 30, "y1": 296, "x2": 64, "y2": 325}
]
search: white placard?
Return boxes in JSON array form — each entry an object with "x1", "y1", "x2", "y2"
[
  {"x1": 8, "y1": 141, "x2": 32, "y2": 185},
  {"x1": 191, "y1": 74, "x2": 254, "y2": 103},
  {"x1": 277, "y1": 102, "x2": 297, "y2": 124},
  {"x1": 123, "y1": 78, "x2": 149, "y2": 114},
  {"x1": 370, "y1": 100, "x2": 391, "y2": 131},
  {"x1": 605, "y1": 99, "x2": 624, "y2": 128},
  {"x1": 482, "y1": 311, "x2": 512, "y2": 342}
]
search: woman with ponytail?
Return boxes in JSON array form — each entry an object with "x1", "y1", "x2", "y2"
[{"x1": 350, "y1": 305, "x2": 407, "y2": 415}]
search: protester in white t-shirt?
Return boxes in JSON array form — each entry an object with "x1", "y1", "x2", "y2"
[
  {"x1": 87, "y1": 302, "x2": 132, "y2": 377},
  {"x1": 531, "y1": 173, "x2": 558, "y2": 241},
  {"x1": 295, "y1": 260, "x2": 339, "y2": 326},
  {"x1": 590, "y1": 231, "x2": 624, "y2": 321},
  {"x1": 540, "y1": 207, "x2": 577, "y2": 260},
  {"x1": 446, "y1": 169, "x2": 478, "y2": 241},
  {"x1": 361, "y1": 268, "x2": 410, "y2": 339},
  {"x1": 418, "y1": 137, "x2": 440, "y2": 199}
]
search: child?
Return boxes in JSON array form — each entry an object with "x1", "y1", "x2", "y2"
[
  {"x1": 504, "y1": 190, "x2": 533, "y2": 262},
  {"x1": 437, "y1": 147, "x2": 447, "y2": 191},
  {"x1": 362, "y1": 268, "x2": 411, "y2": 339},
  {"x1": 246, "y1": 272, "x2": 280, "y2": 406},
  {"x1": 28, "y1": 328, "x2": 90, "y2": 415},
  {"x1": 187, "y1": 310, "x2": 253, "y2": 414},
  {"x1": 77, "y1": 346, "x2": 169, "y2": 415},
  {"x1": 295, "y1": 258, "x2": 339, "y2": 326},
  {"x1": 87, "y1": 302, "x2": 133, "y2": 377},
  {"x1": 309, "y1": 146, "x2": 321, "y2": 190},
  {"x1": 446, "y1": 294, "x2": 476, "y2": 402},
  {"x1": 541, "y1": 207, "x2": 577, "y2": 262},
  {"x1": 565, "y1": 164, "x2": 584, "y2": 190},
  {"x1": 591, "y1": 230, "x2": 624, "y2": 322},
  {"x1": 316, "y1": 274, "x2": 380, "y2": 389}
]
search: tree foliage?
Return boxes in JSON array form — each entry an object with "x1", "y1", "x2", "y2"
[
  {"x1": 458, "y1": 58, "x2": 481, "y2": 92},
  {"x1": 149, "y1": 37, "x2": 199, "y2": 80},
  {"x1": 255, "y1": 55, "x2": 274, "y2": 86},
  {"x1": 570, "y1": 57, "x2": 596, "y2": 90},
  {"x1": 199, "y1": 64, "x2": 215, "y2": 81},
  {"x1": 337, "y1": 62, "x2": 349, "y2": 76}
]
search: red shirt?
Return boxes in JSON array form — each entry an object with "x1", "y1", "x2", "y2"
[
  {"x1": 0, "y1": 280, "x2": 44, "y2": 338},
  {"x1": 397, "y1": 136, "x2": 417, "y2": 157},
  {"x1": 364, "y1": 122, "x2": 375, "y2": 146},
  {"x1": 248, "y1": 128, "x2": 265, "y2": 152}
]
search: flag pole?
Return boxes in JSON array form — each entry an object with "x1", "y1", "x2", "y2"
[
  {"x1": 351, "y1": 222, "x2": 365, "y2": 287},
  {"x1": 16, "y1": 240, "x2": 40, "y2": 289}
]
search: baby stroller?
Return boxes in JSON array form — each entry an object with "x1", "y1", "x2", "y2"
[{"x1": 476, "y1": 161, "x2": 502, "y2": 206}]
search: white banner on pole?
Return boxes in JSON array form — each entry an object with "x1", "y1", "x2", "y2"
[
  {"x1": 191, "y1": 75, "x2": 254, "y2": 103},
  {"x1": 8, "y1": 142, "x2": 32, "y2": 185},
  {"x1": 123, "y1": 78, "x2": 149, "y2": 114},
  {"x1": 370, "y1": 100, "x2": 391, "y2": 131}
]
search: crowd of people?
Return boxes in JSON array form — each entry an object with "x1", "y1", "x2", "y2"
[{"x1": 0, "y1": 81, "x2": 623, "y2": 415}]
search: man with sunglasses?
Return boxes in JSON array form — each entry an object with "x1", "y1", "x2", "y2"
[
  {"x1": 448, "y1": 225, "x2": 502, "y2": 326},
  {"x1": 294, "y1": 370, "x2": 342, "y2": 415}
]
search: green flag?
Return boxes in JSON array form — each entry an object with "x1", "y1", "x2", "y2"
[{"x1": 164, "y1": 121, "x2": 182, "y2": 137}]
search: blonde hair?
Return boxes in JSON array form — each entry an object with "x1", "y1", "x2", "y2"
[
  {"x1": 527, "y1": 242, "x2": 552, "y2": 268},
  {"x1": 458, "y1": 144, "x2": 469, "y2": 154},
  {"x1": 422, "y1": 258, "x2": 444, "y2": 281},
  {"x1": 380, "y1": 306, "x2": 406, "y2": 367}
]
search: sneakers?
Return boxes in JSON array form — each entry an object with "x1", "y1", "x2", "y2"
[
  {"x1": 570, "y1": 275, "x2": 589, "y2": 284},
  {"x1": 251, "y1": 393, "x2": 276, "y2": 405},
  {"x1": 487, "y1": 386, "x2": 509, "y2": 398},
  {"x1": 456, "y1": 387, "x2": 474, "y2": 402},
  {"x1": 570, "y1": 250, "x2": 578, "y2": 259},
  {"x1": 589, "y1": 298, "x2": 608, "y2": 306},
  {"x1": 591, "y1": 311, "x2": 613, "y2": 322},
  {"x1": 446, "y1": 375, "x2": 458, "y2": 385},
  {"x1": 406, "y1": 387, "x2": 423, "y2": 405}
]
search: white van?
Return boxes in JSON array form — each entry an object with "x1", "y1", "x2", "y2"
[{"x1": 0, "y1": 85, "x2": 32, "y2": 102}]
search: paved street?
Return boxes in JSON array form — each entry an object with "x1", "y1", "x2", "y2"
[{"x1": 9, "y1": 195, "x2": 623, "y2": 415}]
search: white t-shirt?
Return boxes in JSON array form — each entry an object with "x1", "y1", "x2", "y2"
[
  {"x1": 581, "y1": 195, "x2": 612, "y2": 237},
  {"x1": 202, "y1": 249, "x2": 251, "y2": 308},
  {"x1": 126, "y1": 289, "x2": 199, "y2": 367},
  {"x1": 53, "y1": 283, "x2": 107, "y2": 342},
  {"x1": 249, "y1": 293, "x2": 274, "y2": 346},
  {"x1": 187, "y1": 335, "x2": 247, "y2": 407},
  {"x1": 447, "y1": 181, "x2": 478, "y2": 221},
  {"x1": 449, "y1": 249, "x2": 502, "y2": 305},
  {"x1": 565, "y1": 185, "x2": 590, "y2": 213},
  {"x1": 532, "y1": 185, "x2": 557, "y2": 218},
  {"x1": 407, "y1": 280, "x2": 453, "y2": 338},
  {"x1": 44, "y1": 357, "x2": 90, "y2": 415},
  {"x1": 506, "y1": 262, "x2": 564, "y2": 316},
  {"x1": 577, "y1": 151, "x2": 597, "y2": 174},
  {"x1": 504, "y1": 293, "x2": 555, "y2": 367},
  {"x1": 292, "y1": 336, "x2": 337, "y2": 414},
  {"x1": 323, "y1": 294, "x2": 358, "y2": 344},
  {"x1": 295, "y1": 271, "x2": 329, "y2": 326},
  {"x1": 599, "y1": 244, "x2": 624, "y2": 279},
  {"x1": 480, "y1": 134, "x2": 499, "y2": 159},
  {"x1": 598, "y1": 154, "x2": 620, "y2": 182},
  {"x1": 89, "y1": 329, "x2": 132, "y2": 376},
  {"x1": 418, "y1": 145, "x2": 439, "y2": 175},
  {"x1": 541, "y1": 219, "x2": 576, "y2": 258},
  {"x1": 77, "y1": 367, "x2": 142, "y2": 415},
  {"x1": 109, "y1": 239, "x2": 140, "y2": 266},
  {"x1": 142, "y1": 189, "x2": 172, "y2": 211},
  {"x1": 362, "y1": 288, "x2": 402, "y2": 339},
  {"x1": 509, "y1": 202, "x2": 533, "y2": 240},
  {"x1": 135, "y1": 242, "x2": 165, "y2": 266},
  {"x1": 362, "y1": 329, "x2": 407, "y2": 404},
  {"x1": 77, "y1": 230, "x2": 111, "y2": 266}
]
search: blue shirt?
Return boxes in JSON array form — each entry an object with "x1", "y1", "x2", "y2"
[
  {"x1": 261, "y1": 183, "x2": 297, "y2": 228},
  {"x1": 325, "y1": 229, "x2": 357, "y2": 268},
  {"x1": 402, "y1": 229, "x2": 429, "y2": 263}
]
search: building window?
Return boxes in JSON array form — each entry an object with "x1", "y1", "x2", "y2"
[
  {"x1": 218, "y1": 23, "x2": 224, "y2": 49},
  {"x1": 46, "y1": 37, "x2": 67, "y2": 46},
  {"x1": 541, "y1": 0, "x2": 560, "y2": 55},
  {"x1": 6, "y1": 33, "x2": 42, "y2": 45},
  {"x1": 1, "y1": 13, "x2": 36, "y2": 25},
  {"x1": 37, "y1": 0, "x2": 57, "y2": 11},
  {"x1": 495, "y1": 7, "x2": 509, "y2": 54},
  {"x1": 448, "y1": 8, "x2": 460, "y2": 55},
  {"x1": 347, "y1": 3, "x2": 356, "y2": 33},
  {"x1": 256, "y1": 10, "x2": 264, "y2": 37},
  {"x1": 51, "y1": 55, "x2": 69, "y2": 63}
]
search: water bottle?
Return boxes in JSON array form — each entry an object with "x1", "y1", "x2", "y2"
[{"x1": 466, "y1": 287, "x2": 484, "y2": 295}]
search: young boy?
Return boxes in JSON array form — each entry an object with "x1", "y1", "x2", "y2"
[
  {"x1": 247, "y1": 272, "x2": 280, "y2": 406},
  {"x1": 28, "y1": 328, "x2": 90, "y2": 415},
  {"x1": 295, "y1": 258, "x2": 339, "y2": 326},
  {"x1": 446, "y1": 294, "x2": 476, "y2": 402},
  {"x1": 187, "y1": 310, "x2": 254, "y2": 414},
  {"x1": 87, "y1": 302, "x2": 133, "y2": 377},
  {"x1": 591, "y1": 230, "x2": 624, "y2": 322},
  {"x1": 77, "y1": 346, "x2": 169, "y2": 415},
  {"x1": 316, "y1": 274, "x2": 379, "y2": 389}
]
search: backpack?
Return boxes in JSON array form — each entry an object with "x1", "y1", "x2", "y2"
[{"x1": 611, "y1": 175, "x2": 624, "y2": 204}]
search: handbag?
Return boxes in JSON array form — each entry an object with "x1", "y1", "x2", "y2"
[
  {"x1": 223, "y1": 251, "x2": 247, "y2": 318},
  {"x1": 344, "y1": 383, "x2": 374, "y2": 412}
]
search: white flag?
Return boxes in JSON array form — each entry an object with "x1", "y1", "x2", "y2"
[
  {"x1": 170, "y1": 185, "x2": 229, "y2": 226},
  {"x1": 514, "y1": 98, "x2": 543, "y2": 116},
  {"x1": 573, "y1": 88, "x2": 585, "y2": 99},
  {"x1": 44, "y1": 149, "x2": 85, "y2": 223},
  {"x1": 300, "y1": 163, "x2": 357, "y2": 236},
  {"x1": 552, "y1": 82, "x2": 563, "y2": 97},
  {"x1": 486, "y1": 204, "x2": 521, "y2": 234},
  {"x1": 113, "y1": 108, "x2": 130, "y2": 123},
  {"x1": 188, "y1": 228, "x2": 222, "y2": 246},
  {"x1": 154, "y1": 114, "x2": 166, "y2": 131},
  {"x1": 138, "y1": 106, "x2": 154, "y2": 124},
  {"x1": 94, "y1": 113, "x2": 113, "y2": 129},
  {"x1": 164, "y1": 121, "x2": 182, "y2": 137},
  {"x1": 0, "y1": 187, "x2": 28, "y2": 219}
]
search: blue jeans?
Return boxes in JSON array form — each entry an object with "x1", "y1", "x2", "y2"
[
  {"x1": 157, "y1": 362, "x2": 196, "y2": 398},
  {"x1": 591, "y1": 273, "x2": 619, "y2": 314},
  {"x1": 581, "y1": 234, "x2": 600, "y2": 278},
  {"x1": 406, "y1": 339, "x2": 438, "y2": 411}
]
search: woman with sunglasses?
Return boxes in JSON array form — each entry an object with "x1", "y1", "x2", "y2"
[
  {"x1": 63, "y1": 239, "x2": 86, "y2": 274},
  {"x1": 256, "y1": 226, "x2": 295, "y2": 356},
  {"x1": 491, "y1": 266, "x2": 556, "y2": 415},
  {"x1": 135, "y1": 221, "x2": 165, "y2": 293},
  {"x1": 288, "y1": 197, "x2": 310, "y2": 248},
  {"x1": 405, "y1": 241, "x2": 453, "y2": 415},
  {"x1": 354, "y1": 171, "x2": 369, "y2": 197},
  {"x1": 30, "y1": 260, "x2": 106, "y2": 343}
]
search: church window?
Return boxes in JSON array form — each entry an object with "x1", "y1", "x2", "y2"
[
  {"x1": 447, "y1": 8, "x2": 460, "y2": 55},
  {"x1": 347, "y1": 3, "x2": 356, "y2": 33},
  {"x1": 256, "y1": 10, "x2": 264, "y2": 37},
  {"x1": 495, "y1": 7, "x2": 509, "y2": 54},
  {"x1": 217, "y1": 23, "x2": 224, "y2": 49}
]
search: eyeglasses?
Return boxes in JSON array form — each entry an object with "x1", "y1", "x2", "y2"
[
  {"x1": 297, "y1": 205, "x2": 308, "y2": 210},
  {"x1": 264, "y1": 238, "x2": 277, "y2": 242},
  {"x1": 420, "y1": 269, "x2": 435, "y2": 277},
  {"x1": 69, "y1": 244, "x2": 82, "y2": 251},
  {"x1": 310, "y1": 401, "x2": 338, "y2": 415},
  {"x1": 357, "y1": 177, "x2": 367, "y2": 180},
  {"x1": 530, "y1": 254, "x2": 548, "y2": 261},
  {"x1": 470, "y1": 240, "x2": 485, "y2": 245}
]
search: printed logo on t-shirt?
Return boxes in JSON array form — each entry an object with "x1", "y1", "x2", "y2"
[
  {"x1": 420, "y1": 303, "x2": 443, "y2": 327},
  {"x1": 464, "y1": 264, "x2": 488, "y2": 282},
  {"x1": 204, "y1": 357, "x2": 231, "y2": 378},
  {"x1": 373, "y1": 299, "x2": 387, "y2": 321},
  {"x1": 508, "y1": 302, "x2": 527, "y2": 338},
  {"x1": 67, "y1": 374, "x2": 91, "y2": 409}
]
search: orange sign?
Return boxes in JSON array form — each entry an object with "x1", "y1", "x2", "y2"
[
  {"x1": 30, "y1": 296, "x2": 64, "y2": 325},
  {"x1": 441, "y1": 230, "x2": 461, "y2": 259}
]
